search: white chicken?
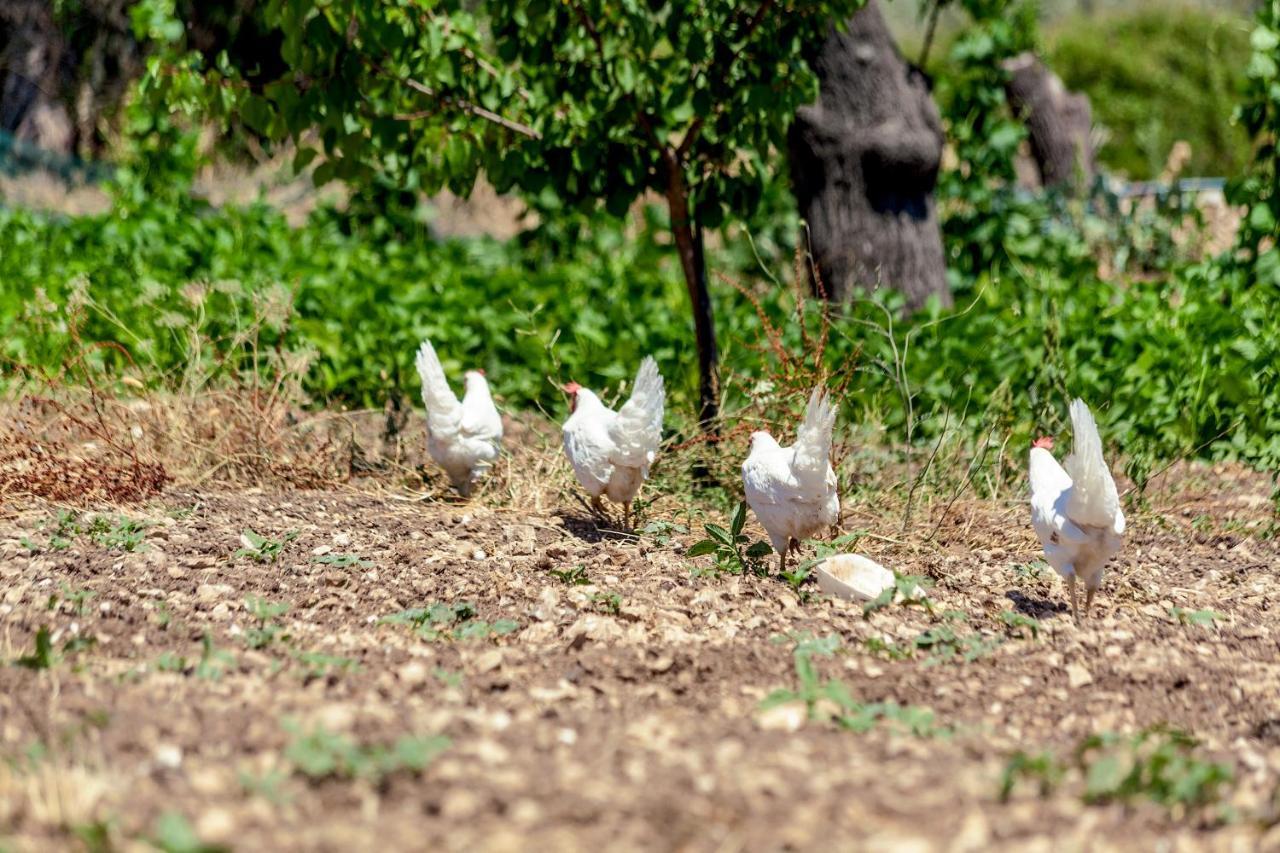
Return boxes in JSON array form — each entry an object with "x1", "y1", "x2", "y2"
[
  {"x1": 414, "y1": 339, "x2": 503, "y2": 496},
  {"x1": 742, "y1": 388, "x2": 840, "y2": 572},
  {"x1": 561, "y1": 357, "x2": 665, "y2": 527},
  {"x1": 1029, "y1": 398, "x2": 1126, "y2": 622}
]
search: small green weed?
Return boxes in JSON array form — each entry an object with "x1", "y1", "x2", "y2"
[
  {"x1": 294, "y1": 651, "x2": 359, "y2": 680},
  {"x1": 911, "y1": 625, "x2": 1002, "y2": 665},
  {"x1": 862, "y1": 574, "x2": 935, "y2": 617},
  {"x1": 591, "y1": 591, "x2": 622, "y2": 615},
  {"x1": 550, "y1": 565, "x2": 590, "y2": 586},
  {"x1": 88, "y1": 516, "x2": 149, "y2": 552},
  {"x1": 195, "y1": 633, "x2": 235, "y2": 680},
  {"x1": 13, "y1": 627, "x2": 58, "y2": 670},
  {"x1": 763, "y1": 633, "x2": 945, "y2": 737},
  {"x1": 235, "y1": 529, "x2": 299, "y2": 563},
  {"x1": 312, "y1": 553, "x2": 373, "y2": 569},
  {"x1": 155, "y1": 652, "x2": 187, "y2": 672},
  {"x1": 243, "y1": 596, "x2": 290, "y2": 649},
  {"x1": 1000, "y1": 610, "x2": 1043, "y2": 639},
  {"x1": 12, "y1": 627, "x2": 95, "y2": 670},
  {"x1": 638, "y1": 519, "x2": 688, "y2": 545},
  {"x1": 1001, "y1": 727, "x2": 1234, "y2": 815},
  {"x1": 1078, "y1": 728, "x2": 1233, "y2": 809},
  {"x1": 239, "y1": 768, "x2": 289, "y2": 805},
  {"x1": 686, "y1": 502, "x2": 772, "y2": 577},
  {"x1": 1000, "y1": 751, "x2": 1066, "y2": 801},
  {"x1": 150, "y1": 811, "x2": 226, "y2": 853},
  {"x1": 434, "y1": 667, "x2": 463, "y2": 688},
  {"x1": 59, "y1": 583, "x2": 97, "y2": 617},
  {"x1": 1011, "y1": 561, "x2": 1047, "y2": 580},
  {"x1": 284, "y1": 723, "x2": 450, "y2": 782},
  {"x1": 1170, "y1": 607, "x2": 1224, "y2": 628},
  {"x1": 381, "y1": 602, "x2": 519, "y2": 641}
]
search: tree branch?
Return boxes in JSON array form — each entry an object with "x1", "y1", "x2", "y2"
[{"x1": 369, "y1": 61, "x2": 540, "y2": 139}]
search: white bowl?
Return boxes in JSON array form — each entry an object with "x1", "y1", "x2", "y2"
[{"x1": 812, "y1": 553, "x2": 895, "y2": 601}]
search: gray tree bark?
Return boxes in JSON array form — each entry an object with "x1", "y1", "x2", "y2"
[
  {"x1": 789, "y1": 0, "x2": 950, "y2": 310},
  {"x1": 1002, "y1": 52, "x2": 1095, "y2": 191}
]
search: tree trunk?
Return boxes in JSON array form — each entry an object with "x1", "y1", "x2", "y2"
[
  {"x1": 663, "y1": 154, "x2": 719, "y2": 431},
  {"x1": 1002, "y1": 52, "x2": 1095, "y2": 191},
  {"x1": 789, "y1": 0, "x2": 950, "y2": 311}
]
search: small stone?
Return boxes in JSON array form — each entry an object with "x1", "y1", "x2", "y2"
[
  {"x1": 471, "y1": 548, "x2": 487, "y2": 561},
  {"x1": 474, "y1": 650, "x2": 503, "y2": 673},
  {"x1": 757, "y1": 701, "x2": 807, "y2": 733},
  {"x1": 197, "y1": 583, "x2": 232, "y2": 602},
  {"x1": 195, "y1": 808, "x2": 235, "y2": 843},
  {"x1": 398, "y1": 661, "x2": 430, "y2": 686},
  {"x1": 166, "y1": 566, "x2": 186, "y2": 579},
  {"x1": 333, "y1": 533, "x2": 351, "y2": 547},
  {"x1": 154, "y1": 743, "x2": 183, "y2": 769},
  {"x1": 1066, "y1": 663, "x2": 1093, "y2": 688}
]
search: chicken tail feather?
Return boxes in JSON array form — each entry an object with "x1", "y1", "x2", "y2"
[
  {"x1": 792, "y1": 387, "x2": 836, "y2": 490},
  {"x1": 415, "y1": 339, "x2": 462, "y2": 432},
  {"x1": 609, "y1": 356, "x2": 666, "y2": 468},
  {"x1": 1063, "y1": 398, "x2": 1120, "y2": 527}
]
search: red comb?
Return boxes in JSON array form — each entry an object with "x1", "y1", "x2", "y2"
[
  {"x1": 1033, "y1": 436, "x2": 1054, "y2": 450},
  {"x1": 563, "y1": 381, "x2": 581, "y2": 394}
]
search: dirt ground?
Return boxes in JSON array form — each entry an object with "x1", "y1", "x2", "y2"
[{"x1": 1, "y1": 462, "x2": 1279, "y2": 851}]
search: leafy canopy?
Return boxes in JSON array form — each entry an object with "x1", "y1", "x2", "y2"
[{"x1": 141, "y1": 0, "x2": 864, "y2": 227}]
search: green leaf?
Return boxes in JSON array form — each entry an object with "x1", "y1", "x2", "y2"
[{"x1": 685, "y1": 539, "x2": 720, "y2": 558}]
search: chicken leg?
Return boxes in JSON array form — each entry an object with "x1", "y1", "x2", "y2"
[
  {"x1": 1084, "y1": 586, "x2": 1097, "y2": 619},
  {"x1": 1068, "y1": 574, "x2": 1080, "y2": 623}
]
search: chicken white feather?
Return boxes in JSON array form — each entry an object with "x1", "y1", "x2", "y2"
[
  {"x1": 1029, "y1": 398, "x2": 1125, "y2": 620},
  {"x1": 415, "y1": 340, "x2": 503, "y2": 496},
  {"x1": 561, "y1": 357, "x2": 665, "y2": 525},
  {"x1": 742, "y1": 388, "x2": 840, "y2": 570}
]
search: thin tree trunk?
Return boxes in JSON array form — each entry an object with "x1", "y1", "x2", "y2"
[{"x1": 664, "y1": 153, "x2": 720, "y2": 431}]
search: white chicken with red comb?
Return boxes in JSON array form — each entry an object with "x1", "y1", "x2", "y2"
[
  {"x1": 1029, "y1": 398, "x2": 1126, "y2": 621},
  {"x1": 561, "y1": 357, "x2": 666, "y2": 527}
]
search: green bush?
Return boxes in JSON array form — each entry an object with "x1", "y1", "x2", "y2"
[
  {"x1": 1046, "y1": 7, "x2": 1253, "y2": 179},
  {"x1": 3, "y1": 186, "x2": 1278, "y2": 472}
]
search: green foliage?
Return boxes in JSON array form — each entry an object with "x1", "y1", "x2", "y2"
[
  {"x1": 284, "y1": 723, "x2": 449, "y2": 783},
  {"x1": 195, "y1": 633, "x2": 235, "y2": 680},
  {"x1": 234, "y1": 529, "x2": 299, "y2": 563},
  {"x1": 862, "y1": 574, "x2": 935, "y2": 617},
  {"x1": 549, "y1": 565, "x2": 591, "y2": 586},
  {"x1": 380, "y1": 602, "x2": 519, "y2": 641},
  {"x1": 12, "y1": 626, "x2": 97, "y2": 671},
  {"x1": 13, "y1": 627, "x2": 58, "y2": 671},
  {"x1": 312, "y1": 553, "x2": 374, "y2": 569},
  {"x1": 294, "y1": 651, "x2": 359, "y2": 680},
  {"x1": 20, "y1": 512, "x2": 148, "y2": 553},
  {"x1": 1078, "y1": 728, "x2": 1233, "y2": 810},
  {"x1": 686, "y1": 502, "x2": 773, "y2": 576},
  {"x1": 244, "y1": 596, "x2": 290, "y2": 649},
  {"x1": 140, "y1": 0, "x2": 862, "y2": 228},
  {"x1": 1169, "y1": 607, "x2": 1225, "y2": 628},
  {"x1": 150, "y1": 812, "x2": 227, "y2": 853},
  {"x1": 999, "y1": 610, "x2": 1042, "y2": 639},
  {"x1": 1230, "y1": 0, "x2": 1280, "y2": 279},
  {"x1": 1002, "y1": 727, "x2": 1234, "y2": 814},
  {"x1": 1046, "y1": 7, "x2": 1252, "y2": 180},
  {"x1": 999, "y1": 750, "x2": 1065, "y2": 801},
  {"x1": 763, "y1": 633, "x2": 945, "y2": 737}
]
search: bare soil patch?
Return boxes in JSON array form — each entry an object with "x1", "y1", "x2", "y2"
[{"x1": 1, "y1": 463, "x2": 1278, "y2": 851}]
